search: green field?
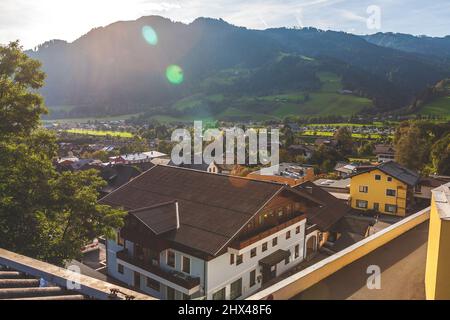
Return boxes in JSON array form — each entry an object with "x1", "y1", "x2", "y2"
[
  {"x1": 301, "y1": 131, "x2": 388, "y2": 139},
  {"x1": 419, "y1": 96, "x2": 450, "y2": 119},
  {"x1": 43, "y1": 113, "x2": 142, "y2": 124},
  {"x1": 64, "y1": 129, "x2": 134, "y2": 138},
  {"x1": 163, "y1": 72, "x2": 373, "y2": 122}
]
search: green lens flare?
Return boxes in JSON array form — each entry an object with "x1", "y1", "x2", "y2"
[
  {"x1": 142, "y1": 26, "x2": 158, "y2": 45},
  {"x1": 166, "y1": 65, "x2": 184, "y2": 85}
]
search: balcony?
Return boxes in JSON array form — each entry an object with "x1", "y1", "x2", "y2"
[
  {"x1": 229, "y1": 214, "x2": 306, "y2": 250},
  {"x1": 116, "y1": 249, "x2": 200, "y2": 292}
]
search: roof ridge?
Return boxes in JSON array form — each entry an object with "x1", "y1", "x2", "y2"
[
  {"x1": 129, "y1": 200, "x2": 177, "y2": 213},
  {"x1": 162, "y1": 164, "x2": 287, "y2": 186}
]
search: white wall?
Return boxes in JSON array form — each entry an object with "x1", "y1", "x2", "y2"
[
  {"x1": 206, "y1": 219, "x2": 306, "y2": 300},
  {"x1": 107, "y1": 219, "x2": 307, "y2": 300}
]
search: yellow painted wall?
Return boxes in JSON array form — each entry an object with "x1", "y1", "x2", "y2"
[
  {"x1": 425, "y1": 195, "x2": 450, "y2": 300},
  {"x1": 350, "y1": 169, "x2": 408, "y2": 216}
]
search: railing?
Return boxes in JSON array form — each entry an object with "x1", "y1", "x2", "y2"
[
  {"x1": 116, "y1": 250, "x2": 200, "y2": 290},
  {"x1": 230, "y1": 214, "x2": 306, "y2": 250}
]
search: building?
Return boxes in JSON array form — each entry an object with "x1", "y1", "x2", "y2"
[
  {"x1": 293, "y1": 181, "x2": 352, "y2": 257},
  {"x1": 374, "y1": 144, "x2": 395, "y2": 163},
  {"x1": 334, "y1": 162, "x2": 357, "y2": 178},
  {"x1": 109, "y1": 151, "x2": 167, "y2": 165},
  {"x1": 349, "y1": 161, "x2": 420, "y2": 216},
  {"x1": 287, "y1": 145, "x2": 314, "y2": 160},
  {"x1": 100, "y1": 165, "x2": 328, "y2": 300},
  {"x1": 100, "y1": 164, "x2": 143, "y2": 197},
  {"x1": 206, "y1": 161, "x2": 235, "y2": 175},
  {"x1": 425, "y1": 182, "x2": 450, "y2": 300},
  {"x1": 248, "y1": 163, "x2": 315, "y2": 187}
]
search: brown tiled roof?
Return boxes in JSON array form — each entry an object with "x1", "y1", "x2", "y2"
[
  {"x1": 129, "y1": 201, "x2": 179, "y2": 235},
  {"x1": 293, "y1": 181, "x2": 352, "y2": 230},
  {"x1": 100, "y1": 165, "x2": 294, "y2": 256}
]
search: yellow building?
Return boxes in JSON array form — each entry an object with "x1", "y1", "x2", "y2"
[
  {"x1": 349, "y1": 162, "x2": 419, "y2": 217},
  {"x1": 425, "y1": 182, "x2": 450, "y2": 300}
]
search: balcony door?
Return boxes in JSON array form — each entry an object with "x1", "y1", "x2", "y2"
[{"x1": 134, "y1": 272, "x2": 141, "y2": 289}]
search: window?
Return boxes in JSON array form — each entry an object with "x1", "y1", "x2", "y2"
[
  {"x1": 375, "y1": 175, "x2": 381, "y2": 181},
  {"x1": 146, "y1": 277, "x2": 160, "y2": 291},
  {"x1": 167, "y1": 250, "x2": 175, "y2": 268},
  {"x1": 236, "y1": 254, "x2": 243, "y2": 265},
  {"x1": 250, "y1": 270, "x2": 256, "y2": 287},
  {"x1": 359, "y1": 186, "x2": 368, "y2": 193},
  {"x1": 296, "y1": 226, "x2": 301, "y2": 234},
  {"x1": 286, "y1": 231, "x2": 291, "y2": 240},
  {"x1": 386, "y1": 189, "x2": 396, "y2": 197},
  {"x1": 272, "y1": 237, "x2": 278, "y2": 247},
  {"x1": 230, "y1": 278, "x2": 242, "y2": 300},
  {"x1": 356, "y1": 200, "x2": 368, "y2": 209},
  {"x1": 117, "y1": 232, "x2": 125, "y2": 246},
  {"x1": 117, "y1": 264, "x2": 124, "y2": 274},
  {"x1": 167, "y1": 287, "x2": 175, "y2": 300},
  {"x1": 250, "y1": 248, "x2": 257, "y2": 258},
  {"x1": 373, "y1": 203, "x2": 380, "y2": 211},
  {"x1": 230, "y1": 254, "x2": 235, "y2": 265},
  {"x1": 213, "y1": 288, "x2": 226, "y2": 300},
  {"x1": 387, "y1": 177, "x2": 393, "y2": 182},
  {"x1": 385, "y1": 204, "x2": 398, "y2": 214},
  {"x1": 285, "y1": 255, "x2": 290, "y2": 265},
  {"x1": 294, "y1": 244, "x2": 300, "y2": 259},
  {"x1": 182, "y1": 256, "x2": 190, "y2": 274},
  {"x1": 278, "y1": 209, "x2": 283, "y2": 217},
  {"x1": 262, "y1": 242, "x2": 268, "y2": 252}
]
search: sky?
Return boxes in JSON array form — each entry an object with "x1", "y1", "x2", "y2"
[{"x1": 1, "y1": 0, "x2": 450, "y2": 49}]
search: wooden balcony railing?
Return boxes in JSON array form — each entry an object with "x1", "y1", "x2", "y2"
[
  {"x1": 116, "y1": 249, "x2": 200, "y2": 290},
  {"x1": 230, "y1": 214, "x2": 306, "y2": 250}
]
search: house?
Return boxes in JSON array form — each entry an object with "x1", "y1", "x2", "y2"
[
  {"x1": 248, "y1": 163, "x2": 315, "y2": 186},
  {"x1": 100, "y1": 164, "x2": 143, "y2": 197},
  {"x1": 374, "y1": 144, "x2": 395, "y2": 163},
  {"x1": 349, "y1": 161, "x2": 420, "y2": 216},
  {"x1": 425, "y1": 182, "x2": 450, "y2": 300},
  {"x1": 414, "y1": 176, "x2": 449, "y2": 201},
  {"x1": 287, "y1": 144, "x2": 315, "y2": 160},
  {"x1": 334, "y1": 162, "x2": 357, "y2": 178},
  {"x1": 293, "y1": 181, "x2": 352, "y2": 258},
  {"x1": 207, "y1": 161, "x2": 235, "y2": 175},
  {"x1": 313, "y1": 178, "x2": 351, "y2": 194},
  {"x1": 100, "y1": 165, "x2": 327, "y2": 300},
  {"x1": 109, "y1": 151, "x2": 167, "y2": 165},
  {"x1": 168, "y1": 160, "x2": 235, "y2": 175},
  {"x1": 314, "y1": 138, "x2": 337, "y2": 147}
]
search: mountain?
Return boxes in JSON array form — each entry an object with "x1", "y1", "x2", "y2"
[
  {"x1": 364, "y1": 32, "x2": 450, "y2": 60},
  {"x1": 27, "y1": 16, "x2": 450, "y2": 120}
]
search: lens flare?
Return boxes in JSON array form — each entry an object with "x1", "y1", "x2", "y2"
[
  {"x1": 142, "y1": 26, "x2": 158, "y2": 45},
  {"x1": 166, "y1": 65, "x2": 184, "y2": 85}
]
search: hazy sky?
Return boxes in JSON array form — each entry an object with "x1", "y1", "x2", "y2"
[{"x1": 1, "y1": 0, "x2": 449, "y2": 49}]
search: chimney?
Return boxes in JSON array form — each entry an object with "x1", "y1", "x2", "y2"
[{"x1": 175, "y1": 201, "x2": 180, "y2": 229}]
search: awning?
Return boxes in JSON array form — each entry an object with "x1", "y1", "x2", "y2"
[{"x1": 259, "y1": 249, "x2": 291, "y2": 267}]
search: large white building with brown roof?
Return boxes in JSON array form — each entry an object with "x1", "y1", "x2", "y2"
[{"x1": 100, "y1": 165, "x2": 348, "y2": 300}]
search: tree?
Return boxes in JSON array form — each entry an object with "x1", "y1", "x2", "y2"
[
  {"x1": 334, "y1": 126, "x2": 353, "y2": 155},
  {"x1": 394, "y1": 121, "x2": 431, "y2": 172},
  {"x1": 0, "y1": 42, "x2": 125, "y2": 266},
  {"x1": 431, "y1": 133, "x2": 450, "y2": 175}
]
